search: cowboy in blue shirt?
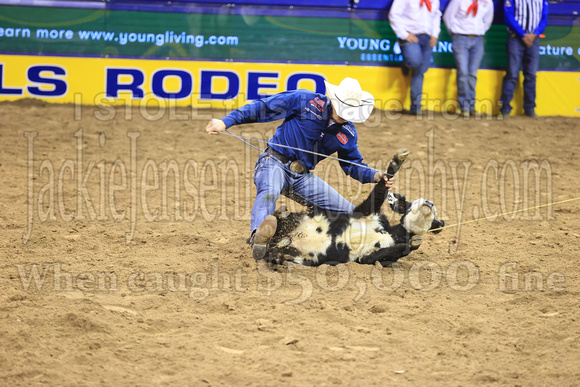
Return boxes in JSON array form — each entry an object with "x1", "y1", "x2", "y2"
[{"x1": 206, "y1": 77, "x2": 394, "y2": 259}]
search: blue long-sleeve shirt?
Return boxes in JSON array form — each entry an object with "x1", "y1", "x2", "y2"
[
  {"x1": 221, "y1": 89, "x2": 378, "y2": 184},
  {"x1": 504, "y1": 0, "x2": 548, "y2": 38}
]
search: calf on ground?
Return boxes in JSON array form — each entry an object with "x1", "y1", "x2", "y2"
[{"x1": 257, "y1": 149, "x2": 445, "y2": 266}]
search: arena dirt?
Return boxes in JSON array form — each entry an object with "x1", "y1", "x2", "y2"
[{"x1": 0, "y1": 100, "x2": 578, "y2": 385}]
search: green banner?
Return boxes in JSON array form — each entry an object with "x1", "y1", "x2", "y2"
[{"x1": 0, "y1": 5, "x2": 578, "y2": 70}]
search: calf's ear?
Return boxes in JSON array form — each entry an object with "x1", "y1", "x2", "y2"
[{"x1": 388, "y1": 193, "x2": 408, "y2": 214}]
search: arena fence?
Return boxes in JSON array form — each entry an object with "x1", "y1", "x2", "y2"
[{"x1": 0, "y1": 0, "x2": 578, "y2": 116}]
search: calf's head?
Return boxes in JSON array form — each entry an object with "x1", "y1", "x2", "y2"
[{"x1": 403, "y1": 198, "x2": 438, "y2": 235}]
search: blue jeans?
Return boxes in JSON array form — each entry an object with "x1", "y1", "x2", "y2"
[
  {"x1": 399, "y1": 34, "x2": 433, "y2": 113},
  {"x1": 451, "y1": 34, "x2": 484, "y2": 113},
  {"x1": 251, "y1": 152, "x2": 355, "y2": 233},
  {"x1": 500, "y1": 35, "x2": 541, "y2": 114}
]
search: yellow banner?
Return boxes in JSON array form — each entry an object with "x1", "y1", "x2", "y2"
[{"x1": 0, "y1": 54, "x2": 578, "y2": 117}]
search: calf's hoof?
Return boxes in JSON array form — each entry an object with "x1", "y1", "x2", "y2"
[
  {"x1": 252, "y1": 215, "x2": 278, "y2": 260},
  {"x1": 387, "y1": 148, "x2": 409, "y2": 176},
  {"x1": 410, "y1": 235, "x2": 422, "y2": 250},
  {"x1": 395, "y1": 148, "x2": 410, "y2": 164}
]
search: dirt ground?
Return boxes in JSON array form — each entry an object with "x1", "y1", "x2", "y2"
[{"x1": 0, "y1": 99, "x2": 579, "y2": 386}]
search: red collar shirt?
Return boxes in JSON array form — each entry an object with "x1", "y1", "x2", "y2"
[
  {"x1": 443, "y1": 0, "x2": 495, "y2": 36},
  {"x1": 388, "y1": 0, "x2": 442, "y2": 40}
]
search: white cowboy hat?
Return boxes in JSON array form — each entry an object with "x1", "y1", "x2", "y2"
[{"x1": 324, "y1": 77, "x2": 375, "y2": 123}]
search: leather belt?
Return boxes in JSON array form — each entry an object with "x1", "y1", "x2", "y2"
[
  {"x1": 458, "y1": 34, "x2": 479, "y2": 38},
  {"x1": 265, "y1": 146, "x2": 290, "y2": 164},
  {"x1": 265, "y1": 146, "x2": 308, "y2": 174}
]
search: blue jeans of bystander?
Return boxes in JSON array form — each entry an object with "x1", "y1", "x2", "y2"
[
  {"x1": 399, "y1": 34, "x2": 433, "y2": 113},
  {"x1": 451, "y1": 34, "x2": 485, "y2": 113},
  {"x1": 500, "y1": 35, "x2": 541, "y2": 115}
]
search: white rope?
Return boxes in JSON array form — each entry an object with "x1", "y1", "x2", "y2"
[
  {"x1": 428, "y1": 197, "x2": 580, "y2": 233},
  {"x1": 220, "y1": 129, "x2": 264, "y2": 153}
]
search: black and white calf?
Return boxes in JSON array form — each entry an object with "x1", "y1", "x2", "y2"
[{"x1": 258, "y1": 149, "x2": 444, "y2": 266}]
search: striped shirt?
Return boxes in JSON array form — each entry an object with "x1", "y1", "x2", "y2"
[{"x1": 504, "y1": 0, "x2": 549, "y2": 38}]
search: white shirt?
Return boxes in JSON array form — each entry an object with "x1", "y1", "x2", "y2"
[
  {"x1": 388, "y1": 0, "x2": 442, "y2": 40},
  {"x1": 443, "y1": 0, "x2": 494, "y2": 36}
]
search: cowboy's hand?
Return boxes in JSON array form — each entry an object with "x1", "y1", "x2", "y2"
[
  {"x1": 206, "y1": 119, "x2": 226, "y2": 135},
  {"x1": 374, "y1": 172, "x2": 395, "y2": 189},
  {"x1": 405, "y1": 33, "x2": 419, "y2": 43},
  {"x1": 429, "y1": 36, "x2": 438, "y2": 48}
]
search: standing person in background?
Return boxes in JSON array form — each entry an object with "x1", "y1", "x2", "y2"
[
  {"x1": 389, "y1": 0, "x2": 442, "y2": 115},
  {"x1": 499, "y1": 0, "x2": 548, "y2": 118},
  {"x1": 444, "y1": 0, "x2": 495, "y2": 118}
]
